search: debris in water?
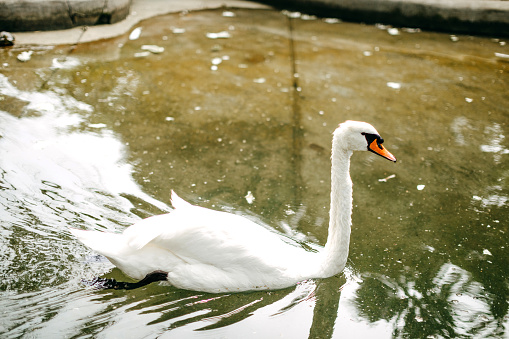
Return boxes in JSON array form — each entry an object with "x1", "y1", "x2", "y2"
[
  {"x1": 483, "y1": 249, "x2": 492, "y2": 256},
  {"x1": 134, "y1": 51, "x2": 151, "y2": 58},
  {"x1": 378, "y1": 174, "x2": 396, "y2": 182},
  {"x1": 495, "y1": 52, "x2": 509, "y2": 59},
  {"x1": 301, "y1": 14, "x2": 317, "y2": 20},
  {"x1": 211, "y1": 57, "x2": 223, "y2": 65},
  {"x1": 172, "y1": 27, "x2": 186, "y2": 34},
  {"x1": 211, "y1": 57, "x2": 223, "y2": 71},
  {"x1": 17, "y1": 51, "x2": 33, "y2": 62},
  {"x1": 424, "y1": 245, "x2": 435, "y2": 252},
  {"x1": 165, "y1": 117, "x2": 174, "y2": 122},
  {"x1": 387, "y1": 28, "x2": 400, "y2": 36},
  {"x1": 141, "y1": 45, "x2": 165, "y2": 54},
  {"x1": 253, "y1": 78, "x2": 266, "y2": 84},
  {"x1": 129, "y1": 27, "x2": 142, "y2": 40},
  {"x1": 0, "y1": 31, "x2": 15, "y2": 46},
  {"x1": 51, "y1": 57, "x2": 80, "y2": 69},
  {"x1": 450, "y1": 35, "x2": 459, "y2": 42},
  {"x1": 89, "y1": 123, "x2": 107, "y2": 129},
  {"x1": 417, "y1": 184, "x2": 425, "y2": 191},
  {"x1": 324, "y1": 18, "x2": 341, "y2": 24},
  {"x1": 222, "y1": 11, "x2": 235, "y2": 17},
  {"x1": 282, "y1": 11, "x2": 301, "y2": 19},
  {"x1": 206, "y1": 31, "x2": 231, "y2": 39},
  {"x1": 387, "y1": 82, "x2": 401, "y2": 89},
  {"x1": 245, "y1": 191, "x2": 255, "y2": 204},
  {"x1": 465, "y1": 97, "x2": 473, "y2": 103}
]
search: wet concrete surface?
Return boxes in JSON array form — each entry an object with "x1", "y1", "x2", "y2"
[{"x1": 0, "y1": 6, "x2": 509, "y2": 338}]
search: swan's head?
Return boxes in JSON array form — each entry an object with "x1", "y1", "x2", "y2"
[{"x1": 335, "y1": 121, "x2": 397, "y2": 162}]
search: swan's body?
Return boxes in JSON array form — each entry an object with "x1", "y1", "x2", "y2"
[{"x1": 71, "y1": 121, "x2": 396, "y2": 293}]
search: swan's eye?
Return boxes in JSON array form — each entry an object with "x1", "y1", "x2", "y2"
[{"x1": 362, "y1": 132, "x2": 378, "y2": 144}]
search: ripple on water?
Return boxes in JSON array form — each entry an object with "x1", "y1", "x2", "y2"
[{"x1": 0, "y1": 75, "x2": 168, "y2": 293}]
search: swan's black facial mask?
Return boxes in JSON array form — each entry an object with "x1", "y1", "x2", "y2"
[{"x1": 362, "y1": 132, "x2": 397, "y2": 162}]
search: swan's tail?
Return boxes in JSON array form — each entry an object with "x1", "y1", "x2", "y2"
[{"x1": 69, "y1": 228, "x2": 125, "y2": 257}]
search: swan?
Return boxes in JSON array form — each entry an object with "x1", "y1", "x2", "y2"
[{"x1": 70, "y1": 121, "x2": 396, "y2": 293}]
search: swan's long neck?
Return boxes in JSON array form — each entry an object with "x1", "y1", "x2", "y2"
[{"x1": 319, "y1": 134, "x2": 353, "y2": 277}]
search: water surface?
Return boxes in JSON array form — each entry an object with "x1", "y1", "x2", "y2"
[{"x1": 0, "y1": 8, "x2": 508, "y2": 338}]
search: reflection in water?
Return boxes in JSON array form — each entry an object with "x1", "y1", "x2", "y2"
[
  {"x1": 450, "y1": 116, "x2": 471, "y2": 146},
  {"x1": 87, "y1": 271, "x2": 320, "y2": 334},
  {"x1": 0, "y1": 74, "x2": 168, "y2": 290},
  {"x1": 0, "y1": 75, "x2": 171, "y2": 336},
  {"x1": 480, "y1": 123, "x2": 509, "y2": 163},
  {"x1": 355, "y1": 261, "x2": 506, "y2": 338},
  {"x1": 472, "y1": 186, "x2": 508, "y2": 209}
]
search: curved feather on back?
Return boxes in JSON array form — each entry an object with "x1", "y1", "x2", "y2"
[
  {"x1": 170, "y1": 190, "x2": 193, "y2": 209},
  {"x1": 123, "y1": 191, "x2": 192, "y2": 250},
  {"x1": 122, "y1": 214, "x2": 171, "y2": 250},
  {"x1": 123, "y1": 197, "x2": 295, "y2": 270}
]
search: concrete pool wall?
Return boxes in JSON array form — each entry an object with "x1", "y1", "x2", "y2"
[{"x1": 2, "y1": 0, "x2": 509, "y2": 40}]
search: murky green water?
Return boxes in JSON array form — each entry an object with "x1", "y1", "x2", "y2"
[{"x1": 1, "y1": 8, "x2": 508, "y2": 338}]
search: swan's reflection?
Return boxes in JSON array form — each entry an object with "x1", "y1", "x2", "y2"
[
  {"x1": 63, "y1": 268, "x2": 342, "y2": 338},
  {"x1": 84, "y1": 261, "x2": 344, "y2": 337}
]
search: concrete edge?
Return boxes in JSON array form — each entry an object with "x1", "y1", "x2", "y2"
[
  {"x1": 0, "y1": 0, "x2": 132, "y2": 32},
  {"x1": 257, "y1": 0, "x2": 509, "y2": 37},
  {"x1": 5, "y1": 0, "x2": 509, "y2": 46},
  {"x1": 11, "y1": 0, "x2": 272, "y2": 46}
]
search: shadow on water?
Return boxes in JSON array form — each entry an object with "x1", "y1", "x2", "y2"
[{"x1": 0, "y1": 7, "x2": 508, "y2": 339}]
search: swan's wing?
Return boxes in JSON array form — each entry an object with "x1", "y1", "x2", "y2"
[
  {"x1": 122, "y1": 214, "x2": 175, "y2": 250},
  {"x1": 122, "y1": 191, "x2": 193, "y2": 250},
  {"x1": 122, "y1": 202, "x2": 296, "y2": 270}
]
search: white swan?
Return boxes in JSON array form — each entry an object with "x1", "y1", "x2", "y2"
[{"x1": 70, "y1": 121, "x2": 396, "y2": 293}]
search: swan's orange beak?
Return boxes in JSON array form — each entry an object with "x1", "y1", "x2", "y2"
[{"x1": 369, "y1": 139, "x2": 397, "y2": 162}]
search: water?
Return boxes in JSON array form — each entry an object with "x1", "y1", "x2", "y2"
[{"x1": 1, "y1": 8, "x2": 508, "y2": 338}]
